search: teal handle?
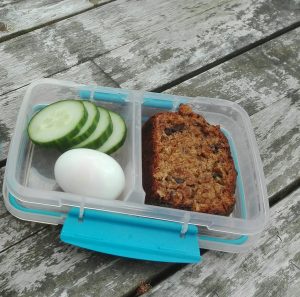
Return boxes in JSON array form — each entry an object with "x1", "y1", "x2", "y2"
[{"x1": 61, "y1": 208, "x2": 201, "y2": 263}]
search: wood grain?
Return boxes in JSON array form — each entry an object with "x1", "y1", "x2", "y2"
[
  {"x1": 1, "y1": 30, "x2": 299, "y2": 195},
  {"x1": 0, "y1": 1, "x2": 299, "y2": 295},
  {"x1": 0, "y1": 226, "x2": 173, "y2": 297},
  {"x1": 0, "y1": 0, "x2": 299, "y2": 96},
  {"x1": 0, "y1": 61, "x2": 118, "y2": 161},
  {"x1": 165, "y1": 30, "x2": 300, "y2": 197},
  {"x1": 0, "y1": 0, "x2": 110, "y2": 40},
  {"x1": 0, "y1": 168, "x2": 45, "y2": 253},
  {"x1": 0, "y1": 93, "x2": 298, "y2": 296},
  {"x1": 168, "y1": 28, "x2": 300, "y2": 116},
  {"x1": 144, "y1": 188, "x2": 300, "y2": 297},
  {"x1": 0, "y1": 0, "x2": 229, "y2": 95},
  {"x1": 0, "y1": 61, "x2": 117, "y2": 252},
  {"x1": 0, "y1": 1, "x2": 23, "y2": 8},
  {"x1": 251, "y1": 91, "x2": 300, "y2": 197},
  {"x1": 94, "y1": 0, "x2": 300, "y2": 90}
]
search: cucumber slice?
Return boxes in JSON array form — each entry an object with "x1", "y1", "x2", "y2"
[
  {"x1": 73, "y1": 106, "x2": 113, "y2": 149},
  {"x1": 98, "y1": 110, "x2": 127, "y2": 154},
  {"x1": 67, "y1": 101, "x2": 100, "y2": 147},
  {"x1": 28, "y1": 100, "x2": 87, "y2": 147}
]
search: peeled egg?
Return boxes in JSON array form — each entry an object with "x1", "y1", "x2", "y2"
[{"x1": 54, "y1": 149, "x2": 125, "y2": 200}]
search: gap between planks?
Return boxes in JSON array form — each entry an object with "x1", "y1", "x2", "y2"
[
  {"x1": 140, "y1": 188, "x2": 300, "y2": 297},
  {"x1": 0, "y1": 27, "x2": 299, "y2": 253},
  {"x1": 151, "y1": 20, "x2": 300, "y2": 93},
  {"x1": 0, "y1": 54, "x2": 121, "y2": 98},
  {"x1": 1, "y1": 19, "x2": 299, "y2": 102},
  {"x1": 0, "y1": 15, "x2": 299, "y2": 295},
  {"x1": 122, "y1": 264, "x2": 186, "y2": 297},
  {"x1": 125, "y1": 184, "x2": 300, "y2": 297},
  {"x1": 0, "y1": 24, "x2": 299, "y2": 170},
  {"x1": 0, "y1": 225, "x2": 49, "y2": 256},
  {"x1": 1, "y1": 150, "x2": 299, "y2": 294},
  {"x1": 0, "y1": 0, "x2": 117, "y2": 44},
  {"x1": 0, "y1": 159, "x2": 6, "y2": 169},
  {"x1": 269, "y1": 177, "x2": 300, "y2": 208}
]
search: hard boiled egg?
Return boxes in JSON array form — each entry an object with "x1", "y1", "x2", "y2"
[{"x1": 54, "y1": 149, "x2": 125, "y2": 200}]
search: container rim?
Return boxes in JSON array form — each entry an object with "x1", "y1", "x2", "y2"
[{"x1": 5, "y1": 78, "x2": 269, "y2": 236}]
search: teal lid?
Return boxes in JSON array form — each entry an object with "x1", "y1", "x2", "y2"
[{"x1": 61, "y1": 208, "x2": 201, "y2": 263}]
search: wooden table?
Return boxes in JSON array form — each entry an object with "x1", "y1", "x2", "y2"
[{"x1": 0, "y1": 1, "x2": 299, "y2": 296}]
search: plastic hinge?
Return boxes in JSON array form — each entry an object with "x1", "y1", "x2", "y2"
[
  {"x1": 61, "y1": 208, "x2": 201, "y2": 263},
  {"x1": 79, "y1": 89, "x2": 126, "y2": 103}
]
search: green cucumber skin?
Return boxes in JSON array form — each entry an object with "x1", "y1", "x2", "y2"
[
  {"x1": 102, "y1": 127, "x2": 127, "y2": 154},
  {"x1": 27, "y1": 100, "x2": 87, "y2": 148},
  {"x1": 98, "y1": 111, "x2": 127, "y2": 154},
  {"x1": 81, "y1": 112, "x2": 113, "y2": 149},
  {"x1": 72, "y1": 107, "x2": 113, "y2": 150},
  {"x1": 59, "y1": 103, "x2": 100, "y2": 150},
  {"x1": 70, "y1": 102, "x2": 99, "y2": 144}
]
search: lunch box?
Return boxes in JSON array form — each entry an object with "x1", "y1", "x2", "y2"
[{"x1": 2, "y1": 78, "x2": 269, "y2": 263}]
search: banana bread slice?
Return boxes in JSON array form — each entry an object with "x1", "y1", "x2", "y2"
[{"x1": 142, "y1": 104, "x2": 237, "y2": 216}]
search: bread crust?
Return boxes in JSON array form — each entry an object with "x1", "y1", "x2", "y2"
[{"x1": 142, "y1": 104, "x2": 237, "y2": 216}]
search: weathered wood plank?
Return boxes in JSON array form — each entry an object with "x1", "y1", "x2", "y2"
[
  {"x1": 52, "y1": 60, "x2": 118, "y2": 87},
  {"x1": 2, "y1": 31, "x2": 299, "y2": 195},
  {"x1": 0, "y1": 0, "x2": 229, "y2": 95},
  {"x1": 165, "y1": 30, "x2": 300, "y2": 197},
  {"x1": 0, "y1": 13, "x2": 299, "y2": 164},
  {"x1": 0, "y1": 27, "x2": 298, "y2": 257},
  {"x1": 0, "y1": 0, "x2": 110, "y2": 40},
  {"x1": 251, "y1": 91, "x2": 300, "y2": 197},
  {"x1": 0, "y1": 168, "x2": 44, "y2": 253},
  {"x1": 0, "y1": 93, "x2": 298, "y2": 297},
  {"x1": 144, "y1": 187, "x2": 300, "y2": 297},
  {"x1": 0, "y1": 226, "x2": 173, "y2": 297},
  {"x1": 0, "y1": 1, "x2": 23, "y2": 8},
  {"x1": 1, "y1": 0, "x2": 299, "y2": 96},
  {"x1": 0, "y1": 61, "x2": 118, "y2": 161},
  {"x1": 94, "y1": 0, "x2": 300, "y2": 90},
  {"x1": 0, "y1": 61, "x2": 118, "y2": 252},
  {"x1": 0, "y1": 1, "x2": 298, "y2": 295},
  {"x1": 168, "y1": 28, "x2": 300, "y2": 116}
]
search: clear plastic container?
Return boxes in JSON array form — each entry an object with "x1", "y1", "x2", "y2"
[{"x1": 3, "y1": 78, "x2": 269, "y2": 253}]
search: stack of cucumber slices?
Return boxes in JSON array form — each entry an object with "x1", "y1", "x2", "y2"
[{"x1": 27, "y1": 100, "x2": 127, "y2": 154}]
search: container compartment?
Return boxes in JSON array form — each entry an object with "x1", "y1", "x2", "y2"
[
  {"x1": 4, "y1": 79, "x2": 268, "y2": 244},
  {"x1": 140, "y1": 96, "x2": 247, "y2": 220},
  {"x1": 8, "y1": 81, "x2": 145, "y2": 208},
  {"x1": 139, "y1": 93, "x2": 268, "y2": 235}
]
